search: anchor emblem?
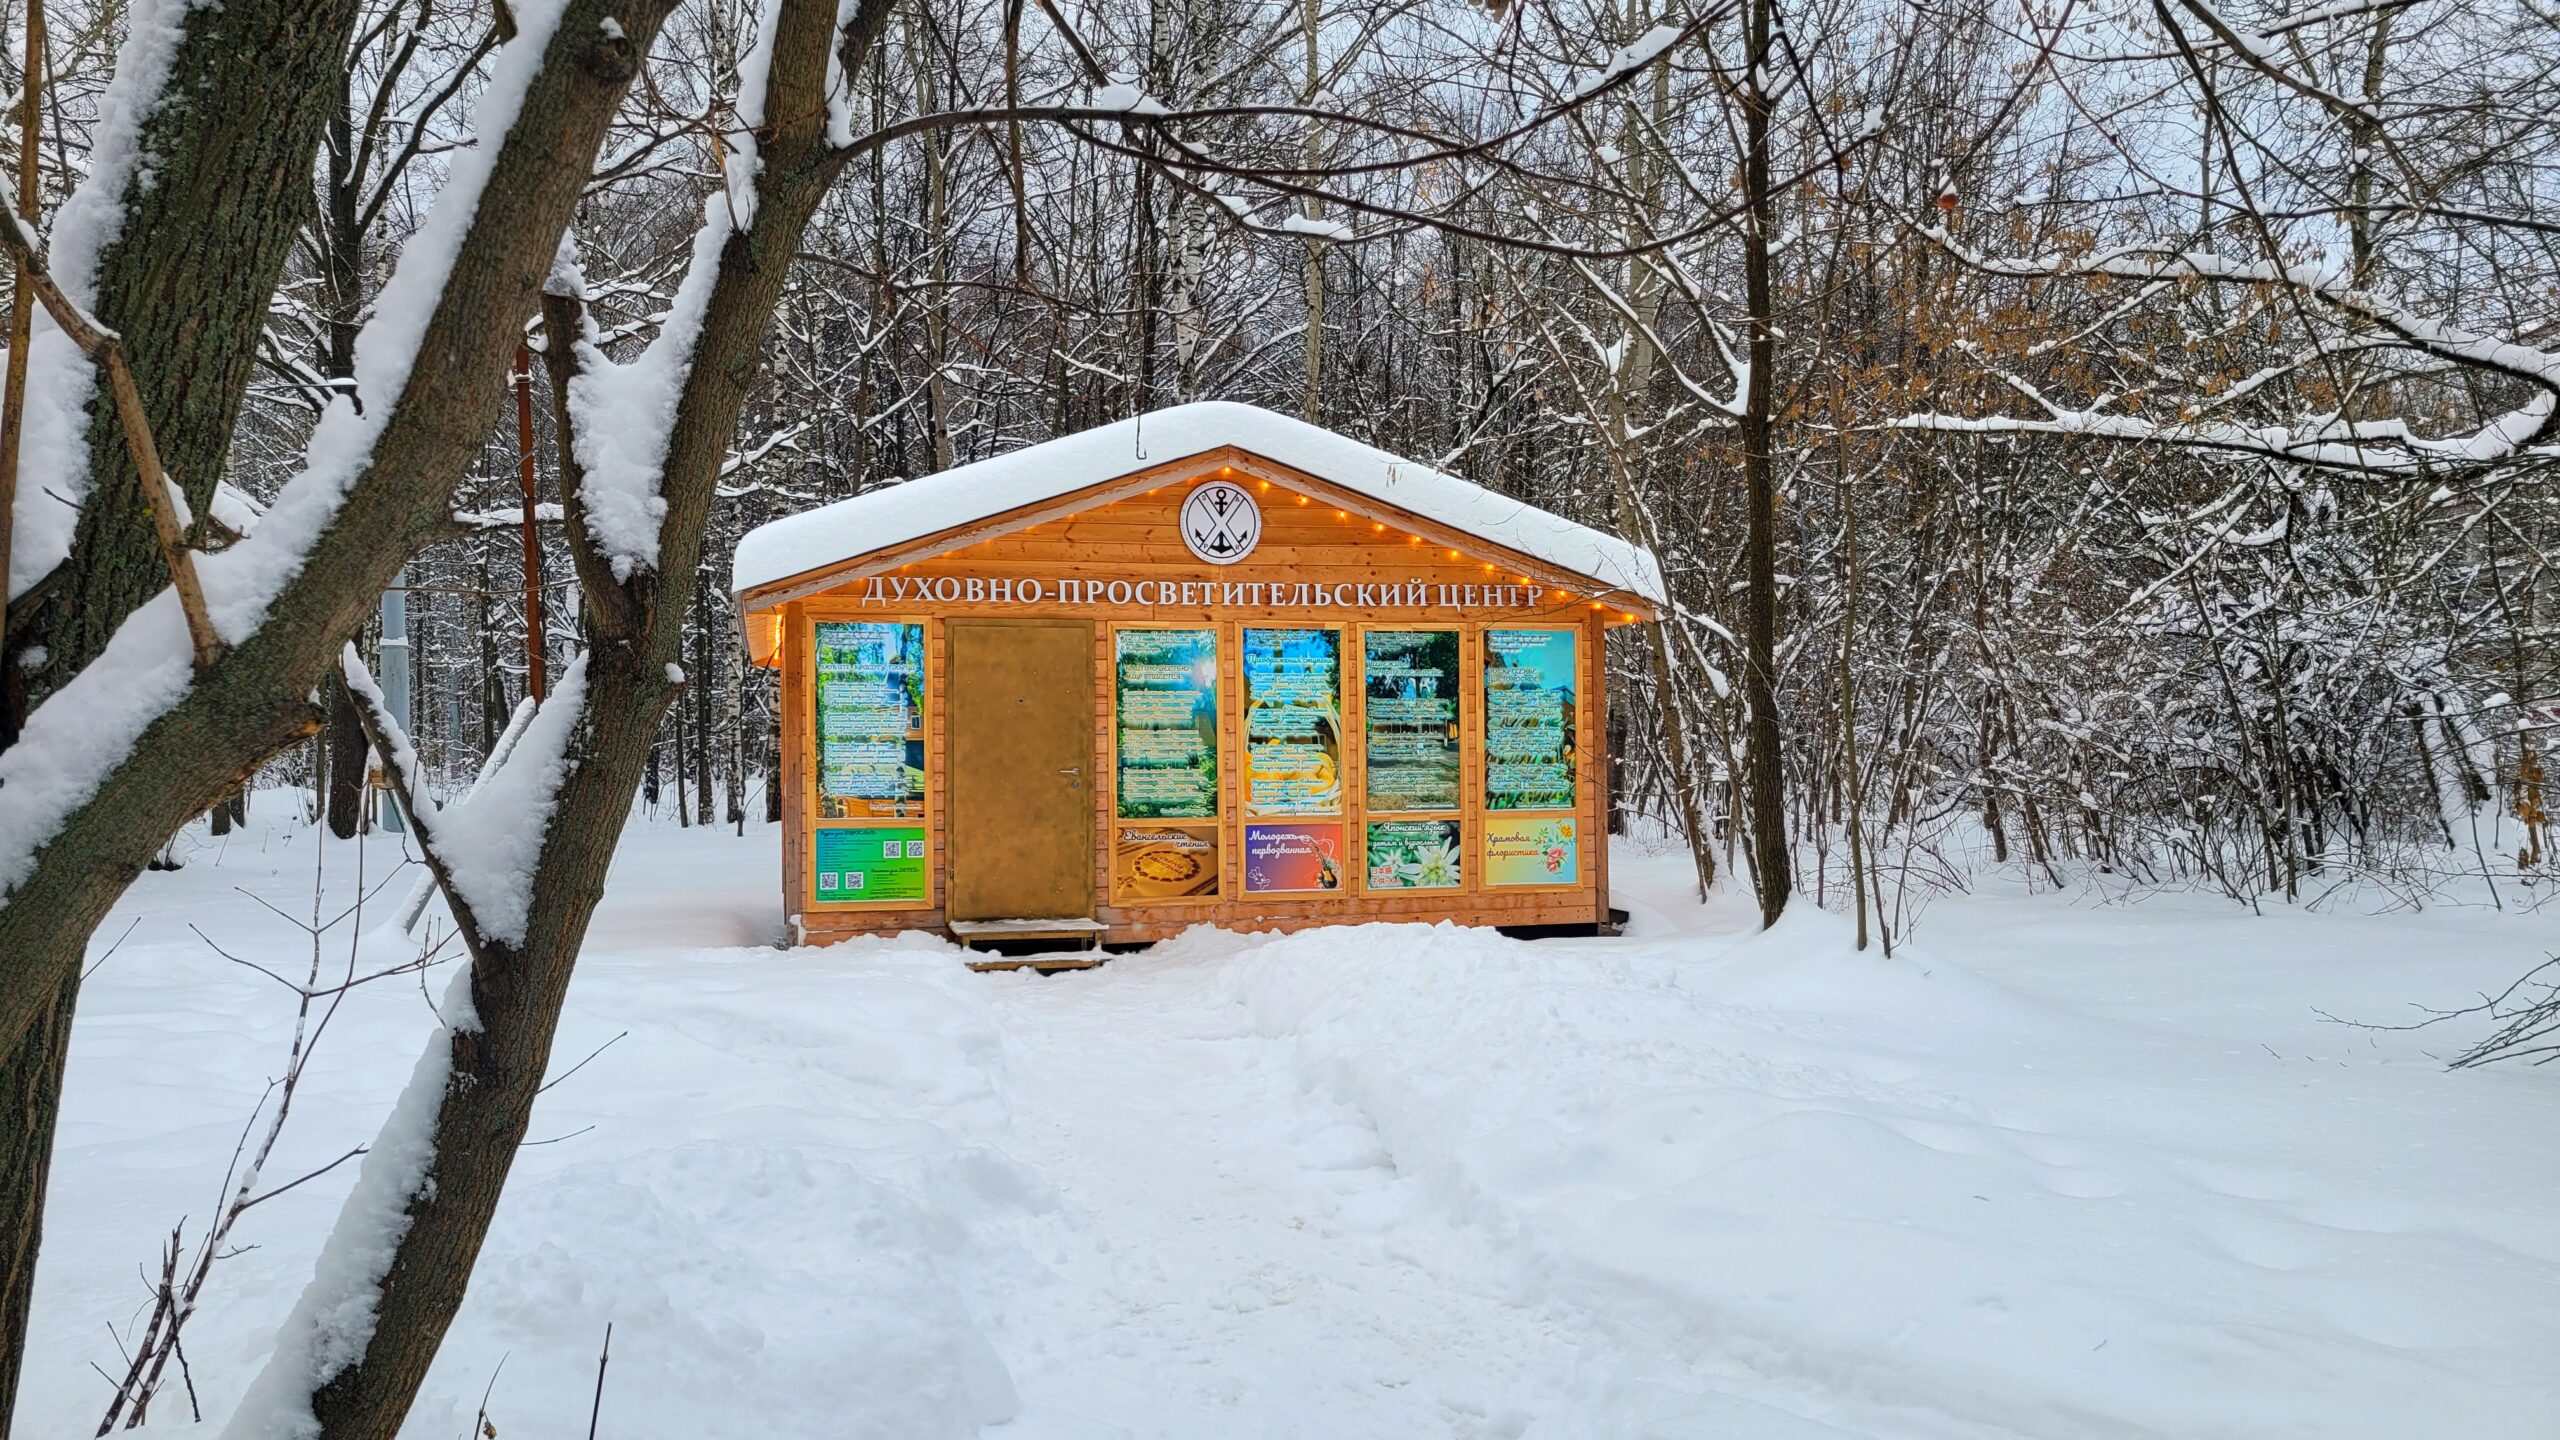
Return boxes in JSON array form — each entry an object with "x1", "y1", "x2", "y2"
[{"x1": 1180, "y1": 479, "x2": 1263, "y2": 565}]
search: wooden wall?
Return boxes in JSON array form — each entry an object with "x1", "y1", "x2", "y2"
[{"x1": 772, "y1": 456, "x2": 1635, "y2": 948}]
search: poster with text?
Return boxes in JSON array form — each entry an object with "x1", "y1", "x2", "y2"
[
  {"x1": 1483, "y1": 628, "x2": 1577, "y2": 810},
  {"x1": 1111, "y1": 823, "x2": 1222, "y2": 902},
  {"x1": 814, "y1": 621, "x2": 926, "y2": 819},
  {"x1": 1363, "y1": 629, "x2": 1460, "y2": 812},
  {"x1": 812, "y1": 825, "x2": 928, "y2": 903},
  {"x1": 1485, "y1": 816, "x2": 1577, "y2": 887},
  {"x1": 1243, "y1": 823, "x2": 1344, "y2": 894},
  {"x1": 1115, "y1": 628, "x2": 1220, "y2": 818},
  {"x1": 1244, "y1": 627, "x2": 1342, "y2": 815},
  {"x1": 1365, "y1": 819, "x2": 1463, "y2": 891}
]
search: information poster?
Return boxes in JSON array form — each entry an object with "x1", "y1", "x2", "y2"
[
  {"x1": 1115, "y1": 628, "x2": 1220, "y2": 818},
  {"x1": 814, "y1": 621, "x2": 926, "y2": 820},
  {"x1": 1365, "y1": 819, "x2": 1463, "y2": 891},
  {"x1": 1485, "y1": 816, "x2": 1578, "y2": 887},
  {"x1": 812, "y1": 825, "x2": 928, "y2": 903},
  {"x1": 1484, "y1": 628, "x2": 1577, "y2": 810},
  {"x1": 1243, "y1": 628, "x2": 1343, "y2": 815},
  {"x1": 1244, "y1": 823, "x2": 1344, "y2": 894},
  {"x1": 1111, "y1": 824, "x2": 1222, "y2": 902},
  {"x1": 1363, "y1": 629, "x2": 1461, "y2": 812}
]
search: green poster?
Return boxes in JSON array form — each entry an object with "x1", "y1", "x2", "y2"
[
  {"x1": 812, "y1": 825, "x2": 927, "y2": 904},
  {"x1": 1363, "y1": 629, "x2": 1460, "y2": 812},
  {"x1": 1484, "y1": 628, "x2": 1577, "y2": 811},
  {"x1": 1365, "y1": 819, "x2": 1463, "y2": 891},
  {"x1": 1115, "y1": 628, "x2": 1219, "y2": 819},
  {"x1": 1244, "y1": 627, "x2": 1343, "y2": 815},
  {"x1": 814, "y1": 621, "x2": 925, "y2": 820}
]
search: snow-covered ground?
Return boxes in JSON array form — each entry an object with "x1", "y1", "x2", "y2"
[{"x1": 21, "y1": 804, "x2": 2559, "y2": 1438}]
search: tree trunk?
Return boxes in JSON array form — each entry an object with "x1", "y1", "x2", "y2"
[
  {"x1": 0, "y1": 13, "x2": 668, "y2": 1425},
  {"x1": 24, "y1": 0, "x2": 366, "y2": 708},
  {"x1": 693, "y1": 602, "x2": 714, "y2": 827},
  {"x1": 726, "y1": 618, "x2": 746, "y2": 830},
  {"x1": 1738, "y1": 0, "x2": 1792, "y2": 927},
  {"x1": 1598, "y1": 0, "x2": 1715, "y2": 899},
  {"x1": 764, "y1": 695, "x2": 783, "y2": 823},
  {"x1": 645, "y1": 722, "x2": 663, "y2": 811},
  {"x1": 0, "y1": 971, "x2": 75, "y2": 1436},
  {"x1": 325, "y1": 672, "x2": 368, "y2": 838},
  {"x1": 0, "y1": 1, "x2": 366, "y2": 1420},
  {"x1": 478, "y1": 546, "x2": 505, "y2": 759},
  {"x1": 1298, "y1": 0, "x2": 1325, "y2": 420},
  {"x1": 280, "y1": 11, "x2": 894, "y2": 1433}
]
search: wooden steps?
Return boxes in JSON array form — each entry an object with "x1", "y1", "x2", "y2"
[{"x1": 953, "y1": 917, "x2": 1108, "y2": 971}]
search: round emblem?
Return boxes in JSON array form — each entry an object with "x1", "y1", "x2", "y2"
[{"x1": 1180, "y1": 479, "x2": 1263, "y2": 565}]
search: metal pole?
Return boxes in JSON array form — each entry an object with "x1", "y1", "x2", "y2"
[
  {"x1": 379, "y1": 568, "x2": 410, "y2": 833},
  {"x1": 513, "y1": 343, "x2": 547, "y2": 701}
]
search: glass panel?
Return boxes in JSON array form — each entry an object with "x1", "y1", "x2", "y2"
[
  {"x1": 813, "y1": 621, "x2": 925, "y2": 820},
  {"x1": 1242, "y1": 627, "x2": 1343, "y2": 815},
  {"x1": 1362, "y1": 629, "x2": 1461, "y2": 812},
  {"x1": 1114, "y1": 628, "x2": 1220, "y2": 819},
  {"x1": 1483, "y1": 628, "x2": 1578, "y2": 811}
]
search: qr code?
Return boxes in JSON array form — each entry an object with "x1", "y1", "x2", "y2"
[
  {"x1": 846, "y1": 872, "x2": 865, "y2": 890},
  {"x1": 905, "y1": 840, "x2": 925, "y2": 858},
  {"x1": 817, "y1": 872, "x2": 837, "y2": 892},
  {"x1": 881, "y1": 839, "x2": 901, "y2": 859}
]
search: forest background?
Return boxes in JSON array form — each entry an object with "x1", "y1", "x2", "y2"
[{"x1": 0, "y1": 0, "x2": 2553, "y2": 1433}]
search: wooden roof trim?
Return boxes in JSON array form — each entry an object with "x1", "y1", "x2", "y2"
[
  {"x1": 737, "y1": 443, "x2": 1662, "y2": 621},
  {"x1": 1214, "y1": 452, "x2": 1663, "y2": 621},
  {"x1": 736, "y1": 449, "x2": 1221, "y2": 612}
]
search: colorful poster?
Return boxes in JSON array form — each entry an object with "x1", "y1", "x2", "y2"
[
  {"x1": 1111, "y1": 823, "x2": 1222, "y2": 902},
  {"x1": 814, "y1": 621, "x2": 926, "y2": 820},
  {"x1": 812, "y1": 825, "x2": 928, "y2": 903},
  {"x1": 1363, "y1": 629, "x2": 1461, "y2": 812},
  {"x1": 1244, "y1": 627, "x2": 1342, "y2": 815},
  {"x1": 1365, "y1": 819, "x2": 1463, "y2": 891},
  {"x1": 1484, "y1": 628, "x2": 1577, "y2": 811},
  {"x1": 1243, "y1": 823, "x2": 1344, "y2": 894},
  {"x1": 1115, "y1": 628, "x2": 1220, "y2": 818},
  {"x1": 1485, "y1": 816, "x2": 1578, "y2": 887}
]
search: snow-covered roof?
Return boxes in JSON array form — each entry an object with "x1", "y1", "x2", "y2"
[{"x1": 731, "y1": 402, "x2": 1665, "y2": 605}]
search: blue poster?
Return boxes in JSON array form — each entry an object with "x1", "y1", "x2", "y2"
[
  {"x1": 1483, "y1": 628, "x2": 1577, "y2": 810},
  {"x1": 814, "y1": 621, "x2": 925, "y2": 819}
]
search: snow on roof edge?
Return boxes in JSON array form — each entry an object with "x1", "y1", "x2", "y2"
[{"x1": 731, "y1": 401, "x2": 1666, "y2": 606}]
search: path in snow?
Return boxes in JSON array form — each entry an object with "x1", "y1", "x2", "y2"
[
  {"x1": 986, "y1": 964, "x2": 1576, "y2": 1436},
  {"x1": 969, "y1": 957, "x2": 1842, "y2": 1440}
]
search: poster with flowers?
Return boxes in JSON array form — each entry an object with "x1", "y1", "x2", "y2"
[
  {"x1": 1484, "y1": 816, "x2": 1578, "y2": 887},
  {"x1": 1365, "y1": 820, "x2": 1463, "y2": 890}
]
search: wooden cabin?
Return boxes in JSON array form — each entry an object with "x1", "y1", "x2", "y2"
[{"x1": 732, "y1": 402, "x2": 1665, "y2": 950}]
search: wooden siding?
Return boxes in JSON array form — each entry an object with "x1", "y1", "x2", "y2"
[{"x1": 778, "y1": 460, "x2": 1626, "y2": 948}]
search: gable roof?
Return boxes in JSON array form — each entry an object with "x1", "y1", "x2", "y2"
[{"x1": 730, "y1": 401, "x2": 1666, "y2": 606}]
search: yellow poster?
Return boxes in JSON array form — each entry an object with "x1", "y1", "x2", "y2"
[
  {"x1": 1112, "y1": 823, "x2": 1222, "y2": 902},
  {"x1": 1485, "y1": 816, "x2": 1577, "y2": 887}
]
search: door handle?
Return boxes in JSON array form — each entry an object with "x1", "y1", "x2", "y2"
[{"x1": 1058, "y1": 767, "x2": 1082, "y2": 776}]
